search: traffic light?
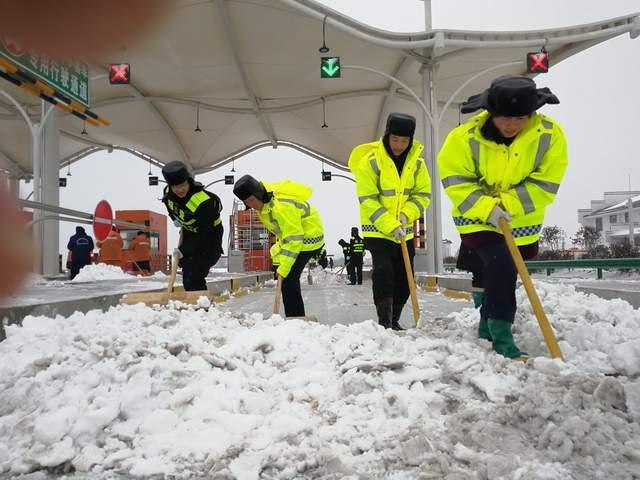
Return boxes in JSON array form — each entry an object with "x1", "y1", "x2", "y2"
[
  {"x1": 59, "y1": 178, "x2": 67, "y2": 187},
  {"x1": 526, "y1": 52, "x2": 549, "y2": 73},
  {"x1": 321, "y1": 57, "x2": 340, "y2": 78},
  {"x1": 148, "y1": 176, "x2": 158, "y2": 186},
  {"x1": 322, "y1": 171, "x2": 332, "y2": 181},
  {"x1": 109, "y1": 63, "x2": 131, "y2": 84},
  {"x1": 225, "y1": 175, "x2": 234, "y2": 185}
]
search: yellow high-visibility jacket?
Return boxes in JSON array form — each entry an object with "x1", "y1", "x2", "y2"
[
  {"x1": 348, "y1": 138, "x2": 431, "y2": 243},
  {"x1": 438, "y1": 111, "x2": 568, "y2": 245},
  {"x1": 256, "y1": 180, "x2": 324, "y2": 278}
]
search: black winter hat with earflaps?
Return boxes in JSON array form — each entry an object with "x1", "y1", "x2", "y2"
[
  {"x1": 233, "y1": 174, "x2": 270, "y2": 203},
  {"x1": 461, "y1": 75, "x2": 559, "y2": 117},
  {"x1": 162, "y1": 161, "x2": 192, "y2": 186}
]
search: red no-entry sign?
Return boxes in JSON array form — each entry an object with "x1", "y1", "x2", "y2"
[{"x1": 93, "y1": 200, "x2": 113, "y2": 242}]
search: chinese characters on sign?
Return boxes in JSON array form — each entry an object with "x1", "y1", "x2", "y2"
[{"x1": 0, "y1": 36, "x2": 91, "y2": 108}]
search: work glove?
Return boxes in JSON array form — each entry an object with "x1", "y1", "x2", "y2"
[
  {"x1": 392, "y1": 225, "x2": 406, "y2": 241},
  {"x1": 487, "y1": 206, "x2": 512, "y2": 229},
  {"x1": 173, "y1": 247, "x2": 182, "y2": 257},
  {"x1": 173, "y1": 219, "x2": 181, "y2": 228},
  {"x1": 399, "y1": 213, "x2": 408, "y2": 228}
]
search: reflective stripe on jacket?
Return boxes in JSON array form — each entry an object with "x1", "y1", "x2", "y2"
[
  {"x1": 257, "y1": 180, "x2": 324, "y2": 278},
  {"x1": 348, "y1": 138, "x2": 431, "y2": 243},
  {"x1": 128, "y1": 234, "x2": 151, "y2": 262},
  {"x1": 96, "y1": 231, "x2": 123, "y2": 261},
  {"x1": 438, "y1": 111, "x2": 568, "y2": 245},
  {"x1": 164, "y1": 187, "x2": 222, "y2": 233},
  {"x1": 350, "y1": 237, "x2": 364, "y2": 254}
]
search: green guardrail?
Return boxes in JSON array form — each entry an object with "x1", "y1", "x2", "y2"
[{"x1": 443, "y1": 258, "x2": 640, "y2": 280}]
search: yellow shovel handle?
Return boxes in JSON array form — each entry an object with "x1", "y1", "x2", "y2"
[{"x1": 499, "y1": 217, "x2": 564, "y2": 360}]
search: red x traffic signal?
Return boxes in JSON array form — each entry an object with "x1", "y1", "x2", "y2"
[
  {"x1": 526, "y1": 52, "x2": 549, "y2": 73},
  {"x1": 109, "y1": 63, "x2": 131, "y2": 84}
]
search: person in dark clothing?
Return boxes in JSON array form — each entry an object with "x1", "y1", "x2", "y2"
[
  {"x1": 67, "y1": 226, "x2": 94, "y2": 280},
  {"x1": 328, "y1": 257, "x2": 334, "y2": 270},
  {"x1": 161, "y1": 161, "x2": 224, "y2": 291},
  {"x1": 317, "y1": 248, "x2": 328, "y2": 269},
  {"x1": 348, "y1": 113, "x2": 431, "y2": 331},
  {"x1": 338, "y1": 239, "x2": 351, "y2": 281},
  {"x1": 456, "y1": 242, "x2": 485, "y2": 310},
  {"x1": 348, "y1": 227, "x2": 365, "y2": 285}
]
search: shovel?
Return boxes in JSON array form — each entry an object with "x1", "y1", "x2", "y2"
[
  {"x1": 335, "y1": 262, "x2": 349, "y2": 276},
  {"x1": 498, "y1": 217, "x2": 564, "y2": 360},
  {"x1": 307, "y1": 263, "x2": 313, "y2": 285},
  {"x1": 125, "y1": 250, "x2": 148, "y2": 276},
  {"x1": 400, "y1": 236, "x2": 420, "y2": 325},
  {"x1": 120, "y1": 228, "x2": 215, "y2": 307},
  {"x1": 270, "y1": 274, "x2": 317, "y2": 322}
]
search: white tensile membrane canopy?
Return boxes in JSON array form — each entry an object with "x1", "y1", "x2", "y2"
[{"x1": 0, "y1": 0, "x2": 638, "y2": 274}]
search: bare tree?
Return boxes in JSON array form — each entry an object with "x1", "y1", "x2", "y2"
[
  {"x1": 540, "y1": 225, "x2": 566, "y2": 251},
  {"x1": 571, "y1": 225, "x2": 602, "y2": 250}
]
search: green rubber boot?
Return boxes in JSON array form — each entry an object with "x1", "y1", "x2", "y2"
[
  {"x1": 472, "y1": 291, "x2": 492, "y2": 341},
  {"x1": 487, "y1": 319, "x2": 528, "y2": 360},
  {"x1": 472, "y1": 291, "x2": 484, "y2": 309},
  {"x1": 478, "y1": 318, "x2": 493, "y2": 341}
]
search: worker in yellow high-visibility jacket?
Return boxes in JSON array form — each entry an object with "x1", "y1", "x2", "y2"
[
  {"x1": 438, "y1": 75, "x2": 568, "y2": 360},
  {"x1": 349, "y1": 113, "x2": 431, "y2": 330},
  {"x1": 233, "y1": 175, "x2": 325, "y2": 318}
]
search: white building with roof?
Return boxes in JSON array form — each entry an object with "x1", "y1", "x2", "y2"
[{"x1": 578, "y1": 191, "x2": 640, "y2": 245}]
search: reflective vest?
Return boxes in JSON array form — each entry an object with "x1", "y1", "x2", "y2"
[
  {"x1": 350, "y1": 236, "x2": 364, "y2": 255},
  {"x1": 257, "y1": 180, "x2": 325, "y2": 278},
  {"x1": 348, "y1": 138, "x2": 431, "y2": 243},
  {"x1": 164, "y1": 186, "x2": 221, "y2": 233},
  {"x1": 438, "y1": 111, "x2": 568, "y2": 245}
]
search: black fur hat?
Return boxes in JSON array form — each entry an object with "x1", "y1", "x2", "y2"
[
  {"x1": 385, "y1": 113, "x2": 416, "y2": 138},
  {"x1": 461, "y1": 75, "x2": 559, "y2": 117},
  {"x1": 76, "y1": 226, "x2": 86, "y2": 234},
  {"x1": 162, "y1": 161, "x2": 192, "y2": 186},
  {"x1": 233, "y1": 174, "x2": 269, "y2": 202}
]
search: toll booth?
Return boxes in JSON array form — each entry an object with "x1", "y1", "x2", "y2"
[
  {"x1": 229, "y1": 200, "x2": 272, "y2": 272},
  {"x1": 115, "y1": 210, "x2": 168, "y2": 272}
]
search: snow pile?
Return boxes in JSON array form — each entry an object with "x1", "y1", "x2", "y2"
[
  {"x1": 0, "y1": 282, "x2": 639, "y2": 478},
  {"x1": 307, "y1": 266, "x2": 349, "y2": 286},
  {"x1": 72, "y1": 263, "x2": 133, "y2": 282}
]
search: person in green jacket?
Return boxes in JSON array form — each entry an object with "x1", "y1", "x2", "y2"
[
  {"x1": 438, "y1": 75, "x2": 568, "y2": 360},
  {"x1": 233, "y1": 175, "x2": 325, "y2": 318}
]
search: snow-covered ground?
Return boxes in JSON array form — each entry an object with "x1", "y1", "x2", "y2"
[{"x1": 0, "y1": 274, "x2": 639, "y2": 479}]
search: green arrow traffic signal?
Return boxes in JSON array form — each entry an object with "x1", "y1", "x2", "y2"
[{"x1": 321, "y1": 57, "x2": 341, "y2": 78}]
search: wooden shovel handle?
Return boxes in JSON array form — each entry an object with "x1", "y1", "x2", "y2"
[
  {"x1": 499, "y1": 217, "x2": 564, "y2": 360},
  {"x1": 125, "y1": 250, "x2": 147, "y2": 276},
  {"x1": 273, "y1": 274, "x2": 283, "y2": 315},
  {"x1": 166, "y1": 228, "x2": 184, "y2": 295},
  {"x1": 400, "y1": 237, "x2": 420, "y2": 324}
]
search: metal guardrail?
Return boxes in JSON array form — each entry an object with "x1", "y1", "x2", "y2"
[{"x1": 444, "y1": 258, "x2": 640, "y2": 279}]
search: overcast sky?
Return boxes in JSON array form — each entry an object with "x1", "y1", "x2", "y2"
[{"x1": 36, "y1": 0, "x2": 640, "y2": 260}]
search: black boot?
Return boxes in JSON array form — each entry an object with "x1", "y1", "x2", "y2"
[
  {"x1": 391, "y1": 304, "x2": 405, "y2": 331},
  {"x1": 375, "y1": 298, "x2": 393, "y2": 329}
]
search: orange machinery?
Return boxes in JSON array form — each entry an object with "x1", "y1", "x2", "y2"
[
  {"x1": 234, "y1": 209, "x2": 273, "y2": 272},
  {"x1": 115, "y1": 210, "x2": 168, "y2": 272}
]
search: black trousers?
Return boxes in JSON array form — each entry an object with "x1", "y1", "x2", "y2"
[
  {"x1": 370, "y1": 242, "x2": 414, "y2": 306},
  {"x1": 282, "y1": 249, "x2": 318, "y2": 317},
  {"x1": 181, "y1": 251, "x2": 221, "y2": 291},
  {"x1": 69, "y1": 259, "x2": 91, "y2": 280},
  {"x1": 471, "y1": 240, "x2": 538, "y2": 324},
  {"x1": 350, "y1": 254, "x2": 363, "y2": 284}
]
